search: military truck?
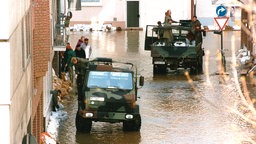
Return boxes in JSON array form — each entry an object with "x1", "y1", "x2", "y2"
[
  {"x1": 144, "y1": 20, "x2": 205, "y2": 74},
  {"x1": 73, "y1": 57, "x2": 144, "y2": 133}
]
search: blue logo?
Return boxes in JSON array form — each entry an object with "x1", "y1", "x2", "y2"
[{"x1": 216, "y1": 5, "x2": 227, "y2": 17}]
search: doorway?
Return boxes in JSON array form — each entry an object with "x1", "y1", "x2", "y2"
[{"x1": 127, "y1": 1, "x2": 139, "y2": 27}]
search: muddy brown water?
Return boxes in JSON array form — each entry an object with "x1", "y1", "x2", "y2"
[{"x1": 57, "y1": 30, "x2": 256, "y2": 144}]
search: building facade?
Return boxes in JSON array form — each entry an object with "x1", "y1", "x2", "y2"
[
  {"x1": 0, "y1": 0, "x2": 59, "y2": 143},
  {"x1": 0, "y1": 0, "x2": 33, "y2": 143}
]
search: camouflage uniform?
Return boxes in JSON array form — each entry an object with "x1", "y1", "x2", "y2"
[
  {"x1": 191, "y1": 19, "x2": 203, "y2": 46},
  {"x1": 73, "y1": 58, "x2": 89, "y2": 102}
]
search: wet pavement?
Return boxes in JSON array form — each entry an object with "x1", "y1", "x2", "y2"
[{"x1": 57, "y1": 30, "x2": 256, "y2": 144}]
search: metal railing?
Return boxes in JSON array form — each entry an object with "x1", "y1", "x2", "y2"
[{"x1": 54, "y1": 13, "x2": 67, "y2": 46}]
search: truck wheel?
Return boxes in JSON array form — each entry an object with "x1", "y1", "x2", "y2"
[
  {"x1": 190, "y1": 66, "x2": 197, "y2": 75},
  {"x1": 197, "y1": 57, "x2": 203, "y2": 74},
  {"x1": 153, "y1": 66, "x2": 159, "y2": 74},
  {"x1": 197, "y1": 63, "x2": 203, "y2": 74},
  {"x1": 153, "y1": 64, "x2": 166, "y2": 74},
  {"x1": 190, "y1": 57, "x2": 203, "y2": 75},
  {"x1": 123, "y1": 114, "x2": 141, "y2": 131},
  {"x1": 76, "y1": 111, "x2": 92, "y2": 133}
]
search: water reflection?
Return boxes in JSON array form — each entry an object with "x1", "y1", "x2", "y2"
[{"x1": 126, "y1": 31, "x2": 140, "y2": 52}]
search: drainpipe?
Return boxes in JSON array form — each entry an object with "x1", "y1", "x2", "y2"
[{"x1": 194, "y1": 0, "x2": 197, "y2": 17}]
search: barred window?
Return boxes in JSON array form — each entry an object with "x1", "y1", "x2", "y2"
[
  {"x1": 81, "y1": 0, "x2": 100, "y2": 2},
  {"x1": 81, "y1": 0, "x2": 102, "y2": 6}
]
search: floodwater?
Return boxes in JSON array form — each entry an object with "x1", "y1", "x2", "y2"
[{"x1": 57, "y1": 30, "x2": 256, "y2": 144}]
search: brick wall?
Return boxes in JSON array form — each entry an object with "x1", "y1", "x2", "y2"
[
  {"x1": 31, "y1": 0, "x2": 51, "y2": 142},
  {"x1": 32, "y1": 95, "x2": 44, "y2": 143},
  {"x1": 32, "y1": 0, "x2": 51, "y2": 77}
]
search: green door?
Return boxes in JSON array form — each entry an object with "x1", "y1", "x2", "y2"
[{"x1": 127, "y1": 1, "x2": 139, "y2": 27}]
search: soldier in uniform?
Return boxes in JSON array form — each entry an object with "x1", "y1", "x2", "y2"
[
  {"x1": 191, "y1": 16, "x2": 203, "y2": 45},
  {"x1": 164, "y1": 9, "x2": 177, "y2": 25},
  {"x1": 163, "y1": 19, "x2": 173, "y2": 45},
  {"x1": 162, "y1": 9, "x2": 178, "y2": 45},
  {"x1": 72, "y1": 57, "x2": 89, "y2": 109}
]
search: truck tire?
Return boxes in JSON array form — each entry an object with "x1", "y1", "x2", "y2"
[
  {"x1": 76, "y1": 111, "x2": 92, "y2": 133},
  {"x1": 153, "y1": 64, "x2": 166, "y2": 74},
  {"x1": 197, "y1": 56, "x2": 203, "y2": 74},
  {"x1": 153, "y1": 66, "x2": 159, "y2": 74},
  {"x1": 190, "y1": 57, "x2": 203, "y2": 75},
  {"x1": 190, "y1": 66, "x2": 197, "y2": 75},
  {"x1": 123, "y1": 114, "x2": 141, "y2": 131}
]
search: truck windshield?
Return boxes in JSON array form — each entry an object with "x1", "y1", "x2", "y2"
[{"x1": 87, "y1": 71, "x2": 133, "y2": 90}]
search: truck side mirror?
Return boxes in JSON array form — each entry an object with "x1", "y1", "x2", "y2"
[
  {"x1": 213, "y1": 30, "x2": 222, "y2": 35},
  {"x1": 202, "y1": 30, "x2": 206, "y2": 37},
  {"x1": 139, "y1": 76, "x2": 144, "y2": 86}
]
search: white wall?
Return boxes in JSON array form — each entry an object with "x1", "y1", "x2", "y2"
[
  {"x1": 0, "y1": 42, "x2": 11, "y2": 144},
  {"x1": 71, "y1": 0, "x2": 126, "y2": 23},
  {"x1": 196, "y1": 0, "x2": 217, "y2": 18},
  {"x1": 0, "y1": 1, "x2": 9, "y2": 39},
  {"x1": 0, "y1": 0, "x2": 32, "y2": 143},
  {"x1": 140, "y1": 0, "x2": 191, "y2": 27},
  {"x1": 0, "y1": 0, "x2": 30, "y2": 39}
]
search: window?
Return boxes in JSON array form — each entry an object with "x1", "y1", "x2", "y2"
[
  {"x1": 21, "y1": 11, "x2": 31, "y2": 71},
  {"x1": 81, "y1": 0, "x2": 102, "y2": 6},
  {"x1": 87, "y1": 71, "x2": 133, "y2": 90},
  {"x1": 25, "y1": 11, "x2": 31, "y2": 60}
]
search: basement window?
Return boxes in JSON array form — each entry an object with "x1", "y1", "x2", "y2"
[{"x1": 81, "y1": 0, "x2": 102, "y2": 6}]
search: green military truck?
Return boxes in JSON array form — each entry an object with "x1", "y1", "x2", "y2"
[
  {"x1": 73, "y1": 57, "x2": 144, "y2": 133},
  {"x1": 144, "y1": 21, "x2": 205, "y2": 75}
]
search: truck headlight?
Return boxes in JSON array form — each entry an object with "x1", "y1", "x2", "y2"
[
  {"x1": 125, "y1": 114, "x2": 133, "y2": 119},
  {"x1": 85, "y1": 113, "x2": 93, "y2": 118},
  {"x1": 154, "y1": 61, "x2": 165, "y2": 64}
]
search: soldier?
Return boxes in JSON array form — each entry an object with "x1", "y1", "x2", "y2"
[
  {"x1": 163, "y1": 19, "x2": 173, "y2": 45},
  {"x1": 153, "y1": 21, "x2": 164, "y2": 40},
  {"x1": 186, "y1": 31, "x2": 196, "y2": 46},
  {"x1": 164, "y1": 10, "x2": 172, "y2": 25},
  {"x1": 72, "y1": 57, "x2": 89, "y2": 106},
  {"x1": 164, "y1": 9, "x2": 178, "y2": 25},
  {"x1": 191, "y1": 16, "x2": 203, "y2": 45}
]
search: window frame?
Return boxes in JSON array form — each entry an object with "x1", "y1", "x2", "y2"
[{"x1": 81, "y1": 0, "x2": 102, "y2": 6}]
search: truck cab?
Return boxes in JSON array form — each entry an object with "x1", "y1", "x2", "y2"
[{"x1": 74, "y1": 57, "x2": 144, "y2": 133}]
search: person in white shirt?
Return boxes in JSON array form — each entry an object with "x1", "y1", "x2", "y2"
[{"x1": 81, "y1": 38, "x2": 92, "y2": 59}]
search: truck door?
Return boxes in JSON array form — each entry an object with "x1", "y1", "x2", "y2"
[{"x1": 144, "y1": 25, "x2": 158, "y2": 51}]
